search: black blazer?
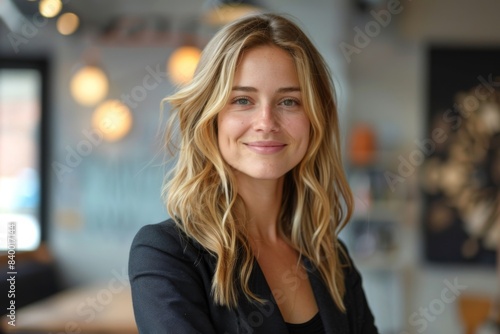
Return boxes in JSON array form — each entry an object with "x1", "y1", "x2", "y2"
[{"x1": 129, "y1": 220, "x2": 378, "y2": 333}]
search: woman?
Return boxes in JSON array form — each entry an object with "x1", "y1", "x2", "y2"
[{"x1": 129, "y1": 13, "x2": 378, "y2": 334}]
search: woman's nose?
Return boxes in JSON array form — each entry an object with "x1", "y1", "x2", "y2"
[{"x1": 254, "y1": 104, "x2": 280, "y2": 132}]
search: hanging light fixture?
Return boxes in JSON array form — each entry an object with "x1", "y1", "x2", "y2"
[
  {"x1": 70, "y1": 65, "x2": 109, "y2": 106},
  {"x1": 57, "y1": 12, "x2": 79, "y2": 35},
  {"x1": 203, "y1": 0, "x2": 262, "y2": 26},
  {"x1": 91, "y1": 99, "x2": 133, "y2": 142},
  {"x1": 39, "y1": 0, "x2": 62, "y2": 18},
  {"x1": 167, "y1": 46, "x2": 202, "y2": 85}
]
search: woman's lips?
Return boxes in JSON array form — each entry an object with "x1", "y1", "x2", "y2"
[{"x1": 244, "y1": 141, "x2": 286, "y2": 154}]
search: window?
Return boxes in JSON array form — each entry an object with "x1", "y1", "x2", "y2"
[{"x1": 0, "y1": 59, "x2": 48, "y2": 252}]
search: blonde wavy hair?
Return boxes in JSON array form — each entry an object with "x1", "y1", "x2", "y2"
[{"x1": 163, "y1": 13, "x2": 353, "y2": 312}]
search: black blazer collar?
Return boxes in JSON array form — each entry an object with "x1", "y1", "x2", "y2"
[{"x1": 241, "y1": 257, "x2": 349, "y2": 334}]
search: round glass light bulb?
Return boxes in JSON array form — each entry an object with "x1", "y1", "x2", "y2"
[
  {"x1": 70, "y1": 66, "x2": 109, "y2": 106},
  {"x1": 92, "y1": 99, "x2": 133, "y2": 142},
  {"x1": 39, "y1": 0, "x2": 62, "y2": 18},
  {"x1": 57, "y1": 13, "x2": 79, "y2": 35},
  {"x1": 167, "y1": 46, "x2": 201, "y2": 85}
]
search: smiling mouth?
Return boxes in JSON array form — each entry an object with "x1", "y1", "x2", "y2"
[
  {"x1": 245, "y1": 141, "x2": 286, "y2": 147},
  {"x1": 244, "y1": 141, "x2": 286, "y2": 154}
]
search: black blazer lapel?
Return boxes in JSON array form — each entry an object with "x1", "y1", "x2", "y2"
[
  {"x1": 305, "y1": 258, "x2": 350, "y2": 334},
  {"x1": 240, "y1": 257, "x2": 350, "y2": 334},
  {"x1": 236, "y1": 259, "x2": 289, "y2": 334}
]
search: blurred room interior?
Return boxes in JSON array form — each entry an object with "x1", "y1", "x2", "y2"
[{"x1": 0, "y1": 0, "x2": 499, "y2": 333}]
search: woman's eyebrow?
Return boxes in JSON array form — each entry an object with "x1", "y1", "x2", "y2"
[
  {"x1": 277, "y1": 87, "x2": 301, "y2": 93},
  {"x1": 231, "y1": 86, "x2": 301, "y2": 93},
  {"x1": 232, "y1": 86, "x2": 257, "y2": 92}
]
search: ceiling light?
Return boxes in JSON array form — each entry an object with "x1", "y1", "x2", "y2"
[
  {"x1": 39, "y1": 0, "x2": 62, "y2": 18},
  {"x1": 203, "y1": 0, "x2": 261, "y2": 26},
  {"x1": 167, "y1": 46, "x2": 201, "y2": 85},
  {"x1": 70, "y1": 66, "x2": 109, "y2": 106},
  {"x1": 57, "y1": 13, "x2": 79, "y2": 35},
  {"x1": 92, "y1": 100, "x2": 133, "y2": 142}
]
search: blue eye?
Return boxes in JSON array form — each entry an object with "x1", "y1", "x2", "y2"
[
  {"x1": 233, "y1": 98, "x2": 251, "y2": 105},
  {"x1": 280, "y1": 98, "x2": 299, "y2": 107}
]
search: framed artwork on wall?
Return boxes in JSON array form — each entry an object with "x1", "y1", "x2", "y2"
[{"x1": 422, "y1": 46, "x2": 500, "y2": 266}]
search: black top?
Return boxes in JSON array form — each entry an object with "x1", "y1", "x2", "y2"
[
  {"x1": 286, "y1": 312, "x2": 325, "y2": 334},
  {"x1": 128, "y1": 219, "x2": 379, "y2": 333}
]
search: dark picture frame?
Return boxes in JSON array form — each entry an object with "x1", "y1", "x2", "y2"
[{"x1": 423, "y1": 46, "x2": 500, "y2": 266}]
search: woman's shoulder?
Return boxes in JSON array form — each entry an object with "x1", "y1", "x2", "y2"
[
  {"x1": 130, "y1": 218, "x2": 206, "y2": 258},
  {"x1": 337, "y1": 239, "x2": 352, "y2": 266},
  {"x1": 337, "y1": 239, "x2": 379, "y2": 332},
  {"x1": 133, "y1": 218, "x2": 178, "y2": 237},
  {"x1": 336, "y1": 239, "x2": 365, "y2": 288},
  {"x1": 132, "y1": 219, "x2": 180, "y2": 245}
]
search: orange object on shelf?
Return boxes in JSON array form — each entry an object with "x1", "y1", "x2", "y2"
[{"x1": 349, "y1": 123, "x2": 377, "y2": 166}]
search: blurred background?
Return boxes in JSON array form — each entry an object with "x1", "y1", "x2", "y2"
[{"x1": 0, "y1": 0, "x2": 499, "y2": 333}]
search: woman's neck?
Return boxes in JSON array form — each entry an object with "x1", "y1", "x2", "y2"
[{"x1": 236, "y1": 175, "x2": 284, "y2": 244}]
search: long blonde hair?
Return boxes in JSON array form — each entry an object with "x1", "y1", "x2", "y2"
[{"x1": 163, "y1": 13, "x2": 353, "y2": 312}]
